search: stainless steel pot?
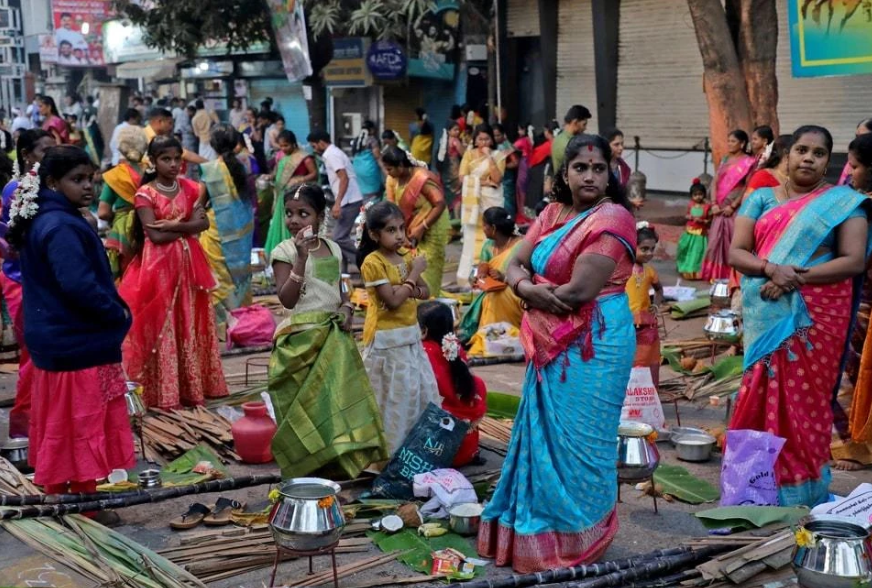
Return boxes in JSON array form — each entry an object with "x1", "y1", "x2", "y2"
[
  {"x1": 709, "y1": 280, "x2": 731, "y2": 308},
  {"x1": 1, "y1": 437, "x2": 29, "y2": 470},
  {"x1": 616, "y1": 422, "x2": 660, "y2": 482},
  {"x1": 138, "y1": 469, "x2": 162, "y2": 489},
  {"x1": 674, "y1": 433, "x2": 716, "y2": 462},
  {"x1": 448, "y1": 503, "x2": 483, "y2": 537},
  {"x1": 269, "y1": 477, "x2": 346, "y2": 552},
  {"x1": 704, "y1": 310, "x2": 742, "y2": 343},
  {"x1": 793, "y1": 515, "x2": 872, "y2": 588},
  {"x1": 125, "y1": 381, "x2": 146, "y2": 420},
  {"x1": 669, "y1": 426, "x2": 708, "y2": 447}
]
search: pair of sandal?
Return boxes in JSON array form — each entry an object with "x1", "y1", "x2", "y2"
[{"x1": 169, "y1": 497, "x2": 246, "y2": 530}]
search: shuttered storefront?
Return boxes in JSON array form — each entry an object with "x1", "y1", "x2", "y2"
[
  {"x1": 616, "y1": 0, "x2": 709, "y2": 149},
  {"x1": 556, "y1": 0, "x2": 598, "y2": 132},
  {"x1": 382, "y1": 84, "x2": 422, "y2": 144},
  {"x1": 507, "y1": 0, "x2": 540, "y2": 38},
  {"x1": 774, "y1": 3, "x2": 872, "y2": 150}
]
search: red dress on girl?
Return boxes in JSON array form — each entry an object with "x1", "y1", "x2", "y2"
[
  {"x1": 119, "y1": 178, "x2": 229, "y2": 409},
  {"x1": 422, "y1": 340, "x2": 488, "y2": 466}
]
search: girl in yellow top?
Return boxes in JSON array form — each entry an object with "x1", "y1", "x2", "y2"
[
  {"x1": 626, "y1": 222, "x2": 664, "y2": 388},
  {"x1": 358, "y1": 201, "x2": 440, "y2": 454}
]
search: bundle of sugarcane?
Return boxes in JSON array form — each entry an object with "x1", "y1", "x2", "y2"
[
  {"x1": 564, "y1": 546, "x2": 728, "y2": 587},
  {"x1": 0, "y1": 458, "x2": 206, "y2": 588},
  {"x1": 448, "y1": 547, "x2": 698, "y2": 588},
  {"x1": 159, "y1": 525, "x2": 373, "y2": 583},
  {"x1": 0, "y1": 474, "x2": 280, "y2": 518},
  {"x1": 479, "y1": 417, "x2": 513, "y2": 444},
  {"x1": 142, "y1": 406, "x2": 241, "y2": 464}
]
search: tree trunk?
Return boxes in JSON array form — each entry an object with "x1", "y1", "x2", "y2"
[
  {"x1": 735, "y1": 0, "x2": 779, "y2": 132},
  {"x1": 687, "y1": 0, "x2": 754, "y2": 165}
]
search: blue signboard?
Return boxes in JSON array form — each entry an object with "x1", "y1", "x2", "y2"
[{"x1": 367, "y1": 41, "x2": 406, "y2": 80}]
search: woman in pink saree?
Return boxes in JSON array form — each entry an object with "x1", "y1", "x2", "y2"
[
  {"x1": 701, "y1": 130, "x2": 755, "y2": 281},
  {"x1": 728, "y1": 125, "x2": 872, "y2": 506}
]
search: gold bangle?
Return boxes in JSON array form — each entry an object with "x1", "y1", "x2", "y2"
[{"x1": 289, "y1": 271, "x2": 305, "y2": 284}]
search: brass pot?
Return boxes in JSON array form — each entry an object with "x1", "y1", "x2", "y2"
[{"x1": 269, "y1": 478, "x2": 346, "y2": 552}]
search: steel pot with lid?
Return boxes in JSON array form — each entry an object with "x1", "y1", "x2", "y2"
[
  {"x1": 269, "y1": 477, "x2": 346, "y2": 551},
  {"x1": 616, "y1": 421, "x2": 660, "y2": 482}
]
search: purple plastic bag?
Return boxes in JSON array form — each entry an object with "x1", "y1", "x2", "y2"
[{"x1": 720, "y1": 429, "x2": 786, "y2": 506}]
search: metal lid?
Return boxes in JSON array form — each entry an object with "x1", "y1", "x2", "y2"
[
  {"x1": 1, "y1": 437, "x2": 28, "y2": 450},
  {"x1": 618, "y1": 421, "x2": 653, "y2": 437}
]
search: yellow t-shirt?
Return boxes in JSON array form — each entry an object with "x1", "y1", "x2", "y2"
[
  {"x1": 361, "y1": 249, "x2": 419, "y2": 345},
  {"x1": 626, "y1": 264, "x2": 659, "y2": 315}
]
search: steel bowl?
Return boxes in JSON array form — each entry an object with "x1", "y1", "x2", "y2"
[
  {"x1": 269, "y1": 477, "x2": 346, "y2": 551},
  {"x1": 793, "y1": 515, "x2": 872, "y2": 588},
  {"x1": 704, "y1": 310, "x2": 743, "y2": 343},
  {"x1": 674, "y1": 433, "x2": 716, "y2": 462},
  {"x1": 617, "y1": 422, "x2": 660, "y2": 482},
  {"x1": 0, "y1": 437, "x2": 29, "y2": 471},
  {"x1": 710, "y1": 280, "x2": 731, "y2": 308},
  {"x1": 448, "y1": 503, "x2": 483, "y2": 537},
  {"x1": 138, "y1": 469, "x2": 162, "y2": 489},
  {"x1": 669, "y1": 427, "x2": 709, "y2": 447}
]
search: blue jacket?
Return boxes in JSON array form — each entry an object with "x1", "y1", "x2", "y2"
[{"x1": 20, "y1": 188, "x2": 131, "y2": 371}]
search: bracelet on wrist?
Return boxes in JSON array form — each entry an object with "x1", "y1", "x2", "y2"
[
  {"x1": 512, "y1": 277, "x2": 530, "y2": 297},
  {"x1": 289, "y1": 271, "x2": 305, "y2": 284}
]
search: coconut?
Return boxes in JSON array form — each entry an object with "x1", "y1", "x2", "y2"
[
  {"x1": 396, "y1": 503, "x2": 422, "y2": 528},
  {"x1": 380, "y1": 514, "x2": 403, "y2": 533}
]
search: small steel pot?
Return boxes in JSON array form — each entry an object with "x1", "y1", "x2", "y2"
[
  {"x1": 793, "y1": 515, "x2": 872, "y2": 588},
  {"x1": 269, "y1": 477, "x2": 346, "y2": 551},
  {"x1": 674, "y1": 433, "x2": 716, "y2": 462},
  {"x1": 125, "y1": 381, "x2": 146, "y2": 420},
  {"x1": 710, "y1": 280, "x2": 731, "y2": 308},
  {"x1": 1, "y1": 437, "x2": 29, "y2": 470},
  {"x1": 138, "y1": 469, "x2": 162, "y2": 489},
  {"x1": 617, "y1": 422, "x2": 660, "y2": 482},
  {"x1": 448, "y1": 503, "x2": 483, "y2": 537},
  {"x1": 704, "y1": 310, "x2": 742, "y2": 343}
]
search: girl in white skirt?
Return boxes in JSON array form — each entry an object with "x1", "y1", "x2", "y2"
[{"x1": 358, "y1": 201, "x2": 439, "y2": 454}]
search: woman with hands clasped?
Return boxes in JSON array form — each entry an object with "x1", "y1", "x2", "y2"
[
  {"x1": 478, "y1": 134, "x2": 637, "y2": 572},
  {"x1": 119, "y1": 136, "x2": 229, "y2": 410},
  {"x1": 728, "y1": 125, "x2": 872, "y2": 507}
]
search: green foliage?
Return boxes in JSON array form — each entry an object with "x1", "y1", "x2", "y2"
[{"x1": 111, "y1": 0, "x2": 272, "y2": 58}]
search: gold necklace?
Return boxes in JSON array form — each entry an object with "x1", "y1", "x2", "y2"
[{"x1": 309, "y1": 237, "x2": 322, "y2": 253}]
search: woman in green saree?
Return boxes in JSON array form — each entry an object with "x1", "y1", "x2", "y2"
[
  {"x1": 269, "y1": 183, "x2": 387, "y2": 478},
  {"x1": 264, "y1": 130, "x2": 318, "y2": 259}
]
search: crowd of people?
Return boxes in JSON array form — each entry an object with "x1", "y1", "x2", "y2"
[{"x1": 2, "y1": 88, "x2": 872, "y2": 575}]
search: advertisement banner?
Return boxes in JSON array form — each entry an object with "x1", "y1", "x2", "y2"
[
  {"x1": 407, "y1": 0, "x2": 460, "y2": 80},
  {"x1": 789, "y1": 0, "x2": 872, "y2": 77},
  {"x1": 265, "y1": 0, "x2": 312, "y2": 83},
  {"x1": 324, "y1": 38, "x2": 370, "y2": 87},
  {"x1": 50, "y1": 0, "x2": 111, "y2": 67}
]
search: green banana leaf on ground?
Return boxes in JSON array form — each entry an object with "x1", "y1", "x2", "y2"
[
  {"x1": 368, "y1": 528, "x2": 483, "y2": 576},
  {"x1": 125, "y1": 443, "x2": 230, "y2": 487},
  {"x1": 653, "y1": 464, "x2": 720, "y2": 504},
  {"x1": 486, "y1": 392, "x2": 521, "y2": 419},
  {"x1": 662, "y1": 349, "x2": 744, "y2": 378},
  {"x1": 670, "y1": 297, "x2": 711, "y2": 320},
  {"x1": 695, "y1": 505, "x2": 809, "y2": 531}
]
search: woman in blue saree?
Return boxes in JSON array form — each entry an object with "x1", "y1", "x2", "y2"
[
  {"x1": 478, "y1": 134, "x2": 637, "y2": 572},
  {"x1": 729, "y1": 125, "x2": 872, "y2": 507}
]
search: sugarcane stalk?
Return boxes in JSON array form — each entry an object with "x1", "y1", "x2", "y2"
[
  {"x1": 565, "y1": 546, "x2": 729, "y2": 587},
  {"x1": 0, "y1": 474, "x2": 280, "y2": 517},
  {"x1": 447, "y1": 547, "x2": 693, "y2": 588}
]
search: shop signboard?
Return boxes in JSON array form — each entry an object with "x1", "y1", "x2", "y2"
[
  {"x1": 50, "y1": 0, "x2": 111, "y2": 67},
  {"x1": 324, "y1": 37, "x2": 371, "y2": 87},
  {"x1": 265, "y1": 0, "x2": 313, "y2": 82},
  {"x1": 366, "y1": 40, "x2": 406, "y2": 81},
  {"x1": 789, "y1": 0, "x2": 872, "y2": 77},
  {"x1": 407, "y1": 0, "x2": 460, "y2": 80}
]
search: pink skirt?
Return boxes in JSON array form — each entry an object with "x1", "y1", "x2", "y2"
[
  {"x1": 29, "y1": 363, "x2": 135, "y2": 486},
  {"x1": 0, "y1": 274, "x2": 33, "y2": 437}
]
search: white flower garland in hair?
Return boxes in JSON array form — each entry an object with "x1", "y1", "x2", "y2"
[
  {"x1": 8, "y1": 163, "x2": 40, "y2": 228},
  {"x1": 11, "y1": 159, "x2": 20, "y2": 181},
  {"x1": 636, "y1": 220, "x2": 650, "y2": 230},
  {"x1": 437, "y1": 129, "x2": 448, "y2": 163},
  {"x1": 758, "y1": 141, "x2": 775, "y2": 168},
  {"x1": 441, "y1": 332, "x2": 461, "y2": 362},
  {"x1": 404, "y1": 150, "x2": 428, "y2": 169}
]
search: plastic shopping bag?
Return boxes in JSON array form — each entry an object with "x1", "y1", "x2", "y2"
[{"x1": 720, "y1": 429, "x2": 786, "y2": 506}]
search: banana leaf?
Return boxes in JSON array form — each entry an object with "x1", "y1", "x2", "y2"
[
  {"x1": 486, "y1": 392, "x2": 521, "y2": 419},
  {"x1": 670, "y1": 297, "x2": 711, "y2": 320},
  {"x1": 653, "y1": 464, "x2": 720, "y2": 504},
  {"x1": 709, "y1": 355, "x2": 744, "y2": 380},
  {"x1": 695, "y1": 505, "x2": 809, "y2": 531},
  {"x1": 368, "y1": 528, "x2": 483, "y2": 576}
]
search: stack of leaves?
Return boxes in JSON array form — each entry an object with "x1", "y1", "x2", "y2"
[
  {"x1": 0, "y1": 458, "x2": 204, "y2": 588},
  {"x1": 142, "y1": 407, "x2": 241, "y2": 464},
  {"x1": 653, "y1": 464, "x2": 720, "y2": 504}
]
